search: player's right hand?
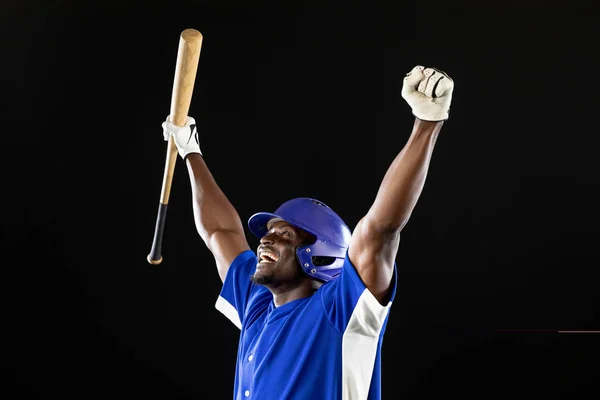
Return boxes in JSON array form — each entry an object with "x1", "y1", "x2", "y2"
[
  {"x1": 162, "y1": 115, "x2": 202, "y2": 159},
  {"x1": 401, "y1": 65, "x2": 454, "y2": 122}
]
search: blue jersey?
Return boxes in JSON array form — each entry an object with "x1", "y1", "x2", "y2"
[{"x1": 215, "y1": 249, "x2": 397, "y2": 400}]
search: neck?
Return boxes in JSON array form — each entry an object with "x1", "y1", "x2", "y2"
[{"x1": 270, "y1": 280, "x2": 315, "y2": 307}]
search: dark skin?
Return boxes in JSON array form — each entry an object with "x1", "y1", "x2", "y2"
[
  {"x1": 251, "y1": 221, "x2": 317, "y2": 306},
  {"x1": 185, "y1": 118, "x2": 443, "y2": 305}
]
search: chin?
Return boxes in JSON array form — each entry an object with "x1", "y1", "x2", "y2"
[{"x1": 250, "y1": 269, "x2": 274, "y2": 285}]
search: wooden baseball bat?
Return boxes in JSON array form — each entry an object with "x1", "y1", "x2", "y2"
[{"x1": 147, "y1": 28, "x2": 203, "y2": 265}]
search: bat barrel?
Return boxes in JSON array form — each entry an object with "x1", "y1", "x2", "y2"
[
  {"x1": 181, "y1": 28, "x2": 202, "y2": 44},
  {"x1": 170, "y1": 29, "x2": 203, "y2": 126}
]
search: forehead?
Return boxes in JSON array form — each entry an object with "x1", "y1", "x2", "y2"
[
  {"x1": 267, "y1": 220, "x2": 308, "y2": 236},
  {"x1": 268, "y1": 220, "x2": 299, "y2": 232}
]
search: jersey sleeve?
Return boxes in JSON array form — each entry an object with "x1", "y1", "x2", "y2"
[
  {"x1": 320, "y1": 250, "x2": 398, "y2": 337},
  {"x1": 214, "y1": 249, "x2": 271, "y2": 329}
]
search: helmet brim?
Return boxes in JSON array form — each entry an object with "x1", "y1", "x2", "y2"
[{"x1": 247, "y1": 212, "x2": 282, "y2": 239}]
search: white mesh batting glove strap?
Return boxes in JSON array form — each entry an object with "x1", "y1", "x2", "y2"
[
  {"x1": 161, "y1": 115, "x2": 202, "y2": 159},
  {"x1": 402, "y1": 65, "x2": 454, "y2": 122}
]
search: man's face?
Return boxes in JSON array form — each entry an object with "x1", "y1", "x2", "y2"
[{"x1": 250, "y1": 220, "x2": 315, "y2": 287}]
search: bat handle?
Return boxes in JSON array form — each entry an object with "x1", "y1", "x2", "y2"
[
  {"x1": 147, "y1": 202, "x2": 168, "y2": 265},
  {"x1": 147, "y1": 136, "x2": 178, "y2": 265}
]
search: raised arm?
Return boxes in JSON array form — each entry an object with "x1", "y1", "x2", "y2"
[
  {"x1": 162, "y1": 118, "x2": 250, "y2": 282},
  {"x1": 348, "y1": 66, "x2": 454, "y2": 303}
]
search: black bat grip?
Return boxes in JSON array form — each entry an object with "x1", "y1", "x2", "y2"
[{"x1": 147, "y1": 202, "x2": 168, "y2": 265}]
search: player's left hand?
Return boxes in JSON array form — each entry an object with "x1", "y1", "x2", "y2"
[{"x1": 402, "y1": 65, "x2": 454, "y2": 122}]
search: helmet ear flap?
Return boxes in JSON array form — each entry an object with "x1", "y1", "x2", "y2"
[{"x1": 296, "y1": 241, "x2": 346, "y2": 283}]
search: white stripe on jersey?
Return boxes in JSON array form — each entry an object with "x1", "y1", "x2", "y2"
[
  {"x1": 215, "y1": 295, "x2": 242, "y2": 330},
  {"x1": 342, "y1": 289, "x2": 392, "y2": 400}
]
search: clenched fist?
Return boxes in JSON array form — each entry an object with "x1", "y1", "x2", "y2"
[{"x1": 402, "y1": 65, "x2": 454, "y2": 122}]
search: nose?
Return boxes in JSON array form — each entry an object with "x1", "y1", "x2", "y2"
[{"x1": 260, "y1": 232, "x2": 275, "y2": 244}]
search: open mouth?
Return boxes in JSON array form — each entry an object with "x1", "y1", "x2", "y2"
[{"x1": 259, "y1": 250, "x2": 279, "y2": 264}]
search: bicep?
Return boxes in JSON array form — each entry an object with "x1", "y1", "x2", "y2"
[
  {"x1": 206, "y1": 229, "x2": 252, "y2": 283},
  {"x1": 348, "y1": 217, "x2": 399, "y2": 304}
]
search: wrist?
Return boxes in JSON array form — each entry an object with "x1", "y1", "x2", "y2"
[
  {"x1": 185, "y1": 152, "x2": 203, "y2": 161},
  {"x1": 414, "y1": 117, "x2": 444, "y2": 129},
  {"x1": 411, "y1": 118, "x2": 444, "y2": 138},
  {"x1": 181, "y1": 148, "x2": 202, "y2": 160}
]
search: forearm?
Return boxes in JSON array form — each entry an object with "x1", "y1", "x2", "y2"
[
  {"x1": 185, "y1": 154, "x2": 245, "y2": 244},
  {"x1": 369, "y1": 118, "x2": 443, "y2": 231}
]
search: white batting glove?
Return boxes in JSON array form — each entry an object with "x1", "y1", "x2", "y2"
[
  {"x1": 162, "y1": 115, "x2": 202, "y2": 159},
  {"x1": 402, "y1": 65, "x2": 454, "y2": 122}
]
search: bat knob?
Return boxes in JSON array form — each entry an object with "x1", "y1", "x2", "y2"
[
  {"x1": 148, "y1": 202, "x2": 168, "y2": 265},
  {"x1": 147, "y1": 254, "x2": 163, "y2": 265}
]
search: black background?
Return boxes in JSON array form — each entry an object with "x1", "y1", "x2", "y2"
[{"x1": 2, "y1": 0, "x2": 599, "y2": 398}]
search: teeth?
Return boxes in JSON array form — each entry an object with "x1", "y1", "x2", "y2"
[{"x1": 259, "y1": 251, "x2": 278, "y2": 262}]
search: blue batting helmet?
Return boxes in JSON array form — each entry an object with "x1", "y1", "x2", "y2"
[{"x1": 247, "y1": 197, "x2": 351, "y2": 283}]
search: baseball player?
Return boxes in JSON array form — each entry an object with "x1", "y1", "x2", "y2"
[{"x1": 161, "y1": 65, "x2": 454, "y2": 399}]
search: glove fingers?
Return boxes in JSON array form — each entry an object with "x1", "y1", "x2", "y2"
[
  {"x1": 165, "y1": 115, "x2": 196, "y2": 127},
  {"x1": 417, "y1": 68, "x2": 438, "y2": 97},
  {"x1": 418, "y1": 68, "x2": 454, "y2": 98},
  {"x1": 162, "y1": 121, "x2": 170, "y2": 141},
  {"x1": 433, "y1": 74, "x2": 454, "y2": 98},
  {"x1": 163, "y1": 114, "x2": 195, "y2": 126},
  {"x1": 402, "y1": 65, "x2": 425, "y2": 96},
  {"x1": 163, "y1": 116, "x2": 197, "y2": 141}
]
